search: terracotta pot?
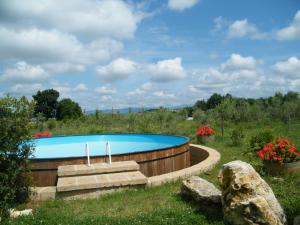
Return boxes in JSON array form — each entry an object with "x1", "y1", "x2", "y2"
[
  {"x1": 263, "y1": 160, "x2": 300, "y2": 176},
  {"x1": 197, "y1": 135, "x2": 215, "y2": 144}
]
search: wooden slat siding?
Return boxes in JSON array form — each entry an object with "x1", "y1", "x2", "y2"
[
  {"x1": 30, "y1": 143, "x2": 190, "y2": 186},
  {"x1": 189, "y1": 145, "x2": 209, "y2": 166}
]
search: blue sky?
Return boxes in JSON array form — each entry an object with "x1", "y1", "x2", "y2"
[{"x1": 0, "y1": 0, "x2": 299, "y2": 110}]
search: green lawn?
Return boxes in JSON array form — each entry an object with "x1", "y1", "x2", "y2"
[{"x1": 5, "y1": 121, "x2": 300, "y2": 225}]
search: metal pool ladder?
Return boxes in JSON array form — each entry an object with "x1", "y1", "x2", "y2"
[
  {"x1": 105, "y1": 141, "x2": 112, "y2": 164},
  {"x1": 85, "y1": 142, "x2": 112, "y2": 166},
  {"x1": 85, "y1": 143, "x2": 91, "y2": 166}
]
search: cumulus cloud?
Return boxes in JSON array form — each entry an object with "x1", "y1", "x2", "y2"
[
  {"x1": 96, "y1": 58, "x2": 137, "y2": 81},
  {"x1": 0, "y1": 61, "x2": 48, "y2": 82},
  {"x1": 74, "y1": 83, "x2": 88, "y2": 92},
  {"x1": 276, "y1": 10, "x2": 300, "y2": 41},
  {"x1": 127, "y1": 82, "x2": 153, "y2": 96},
  {"x1": 95, "y1": 85, "x2": 116, "y2": 95},
  {"x1": 190, "y1": 54, "x2": 264, "y2": 97},
  {"x1": 153, "y1": 91, "x2": 175, "y2": 99},
  {"x1": 274, "y1": 57, "x2": 300, "y2": 78},
  {"x1": 149, "y1": 57, "x2": 186, "y2": 82},
  {"x1": 221, "y1": 53, "x2": 260, "y2": 72},
  {"x1": 0, "y1": 27, "x2": 123, "y2": 66},
  {"x1": 213, "y1": 16, "x2": 227, "y2": 32},
  {"x1": 10, "y1": 83, "x2": 44, "y2": 95},
  {"x1": 227, "y1": 19, "x2": 266, "y2": 39},
  {"x1": 168, "y1": 0, "x2": 199, "y2": 11},
  {"x1": 0, "y1": 0, "x2": 145, "y2": 81},
  {"x1": 0, "y1": 0, "x2": 142, "y2": 40}
]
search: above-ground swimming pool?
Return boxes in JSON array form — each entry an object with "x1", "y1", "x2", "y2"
[
  {"x1": 30, "y1": 134, "x2": 191, "y2": 186},
  {"x1": 32, "y1": 134, "x2": 189, "y2": 159}
]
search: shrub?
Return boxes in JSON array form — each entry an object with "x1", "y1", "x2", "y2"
[
  {"x1": 230, "y1": 128, "x2": 245, "y2": 146},
  {"x1": 0, "y1": 96, "x2": 34, "y2": 220},
  {"x1": 250, "y1": 131, "x2": 274, "y2": 151},
  {"x1": 47, "y1": 118, "x2": 57, "y2": 130}
]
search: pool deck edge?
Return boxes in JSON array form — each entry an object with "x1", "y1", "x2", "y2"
[{"x1": 146, "y1": 144, "x2": 221, "y2": 187}]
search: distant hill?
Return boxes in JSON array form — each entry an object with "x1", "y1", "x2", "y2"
[{"x1": 85, "y1": 104, "x2": 192, "y2": 115}]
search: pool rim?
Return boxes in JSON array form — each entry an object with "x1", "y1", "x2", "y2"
[{"x1": 30, "y1": 133, "x2": 190, "y2": 161}]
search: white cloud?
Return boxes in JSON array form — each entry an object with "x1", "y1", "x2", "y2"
[
  {"x1": 168, "y1": 0, "x2": 199, "y2": 11},
  {"x1": 0, "y1": 0, "x2": 144, "y2": 81},
  {"x1": 96, "y1": 58, "x2": 137, "y2": 81},
  {"x1": 149, "y1": 57, "x2": 186, "y2": 82},
  {"x1": 227, "y1": 19, "x2": 266, "y2": 39},
  {"x1": 0, "y1": 61, "x2": 48, "y2": 82},
  {"x1": 153, "y1": 91, "x2": 175, "y2": 99},
  {"x1": 190, "y1": 54, "x2": 264, "y2": 97},
  {"x1": 221, "y1": 53, "x2": 260, "y2": 72},
  {"x1": 43, "y1": 63, "x2": 86, "y2": 74},
  {"x1": 95, "y1": 85, "x2": 116, "y2": 95},
  {"x1": 74, "y1": 83, "x2": 88, "y2": 92},
  {"x1": 10, "y1": 83, "x2": 43, "y2": 95},
  {"x1": 213, "y1": 16, "x2": 226, "y2": 32},
  {"x1": 274, "y1": 57, "x2": 300, "y2": 78},
  {"x1": 0, "y1": 27, "x2": 123, "y2": 66},
  {"x1": 127, "y1": 82, "x2": 153, "y2": 96},
  {"x1": 0, "y1": 0, "x2": 142, "y2": 40},
  {"x1": 276, "y1": 10, "x2": 300, "y2": 41}
]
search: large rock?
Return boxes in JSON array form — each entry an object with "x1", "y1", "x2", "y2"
[
  {"x1": 218, "y1": 160, "x2": 287, "y2": 225},
  {"x1": 294, "y1": 215, "x2": 300, "y2": 225},
  {"x1": 9, "y1": 209, "x2": 32, "y2": 219},
  {"x1": 181, "y1": 176, "x2": 222, "y2": 216}
]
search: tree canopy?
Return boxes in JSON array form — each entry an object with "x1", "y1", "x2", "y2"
[
  {"x1": 32, "y1": 89, "x2": 59, "y2": 119},
  {"x1": 57, "y1": 98, "x2": 83, "y2": 120}
]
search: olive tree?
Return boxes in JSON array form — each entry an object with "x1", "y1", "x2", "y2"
[
  {"x1": 214, "y1": 98, "x2": 235, "y2": 136},
  {"x1": 0, "y1": 96, "x2": 34, "y2": 219}
]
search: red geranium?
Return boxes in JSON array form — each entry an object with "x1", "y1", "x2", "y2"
[
  {"x1": 196, "y1": 125, "x2": 215, "y2": 136},
  {"x1": 32, "y1": 132, "x2": 53, "y2": 138},
  {"x1": 258, "y1": 139, "x2": 300, "y2": 163}
]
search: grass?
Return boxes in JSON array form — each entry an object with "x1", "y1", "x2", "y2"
[{"x1": 5, "y1": 120, "x2": 300, "y2": 225}]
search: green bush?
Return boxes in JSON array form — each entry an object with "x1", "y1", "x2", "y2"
[
  {"x1": 47, "y1": 118, "x2": 57, "y2": 130},
  {"x1": 230, "y1": 128, "x2": 245, "y2": 146},
  {"x1": 249, "y1": 131, "x2": 274, "y2": 151},
  {"x1": 0, "y1": 96, "x2": 34, "y2": 220}
]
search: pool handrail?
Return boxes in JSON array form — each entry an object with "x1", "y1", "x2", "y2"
[
  {"x1": 106, "y1": 141, "x2": 112, "y2": 164},
  {"x1": 85, "y1": 143, "x2": 91, "y2": 166}
]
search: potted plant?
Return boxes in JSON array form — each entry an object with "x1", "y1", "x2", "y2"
[
  {"x1": 195, "y1": 125, "x2": 215, "y2": 144},
  {"x1": 258, "y1": 139, "x2": 300, "y2": 175}
]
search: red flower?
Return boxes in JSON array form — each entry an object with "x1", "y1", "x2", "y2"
[
  {"x1": 195, "y1": 125, "x2": 215, "y2": 136},
  {"x1": 32, "y1": 132, "x2": 53, "y2": 138},
  {"x1": 258, "y1": 138, "x2": 299, "y2": 164},
  {"x1": 258, "y1": 150, "x2": 264, "y2": 158}
]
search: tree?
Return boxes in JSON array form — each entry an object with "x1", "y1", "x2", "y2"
[
  {"x1": 215, "y1": 98, "x2": 235, "y2": 136},
  {"x1": 32, "y1": 89, "x2": 59, "y2": 119},
  {"x1": 56, "y1": 98, "x2": 83, "y2": 120},
  {"x1": 206, "y1": 93, "x2": 223, "y2": 110},
  {"x1": 0, "y1": 96, "x2": 34, "y2": 219},
  {"x1": 284, "y1": 91, "x2": 298, "y2": 102},
  {"x1": 56, "y1": 98, "x2": 82, "y2": 120},
  {"x1": 194, "y1": 100, "x2": 207, "y2": 111}
]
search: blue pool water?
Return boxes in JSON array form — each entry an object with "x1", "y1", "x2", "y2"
[{"x1": 31, "y1": 134, "x2": 189, "y2": 159}]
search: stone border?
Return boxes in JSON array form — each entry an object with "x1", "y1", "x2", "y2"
[
  {"x1": 147, "y1": 144, "x2": 221, "y2": 187},
  {"x1": 30, "y1": 144, "x2": 220, "y2": 200}
]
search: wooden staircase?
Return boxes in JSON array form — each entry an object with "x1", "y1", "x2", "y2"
[{"x1": 56, "y1": 161, "x2": 147, "y2": 199}]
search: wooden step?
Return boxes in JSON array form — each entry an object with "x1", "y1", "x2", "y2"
[
  {"x1": 57, "y1": 161, "x2": 140, "y2": 177},
  {"x1": 56, "y1": 171, "x2": 147, "y2": 192}
]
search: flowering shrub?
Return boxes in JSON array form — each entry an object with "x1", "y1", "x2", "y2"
[
  {"x1": 196, "y1": 125, "x2": 215, "y2": 136},
  {"x1": 32, "y1": 132, "x2": 53, "y2": 138},
  {"x1": 258, "y1": 139, "x2": 299, "y2": 163}
]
